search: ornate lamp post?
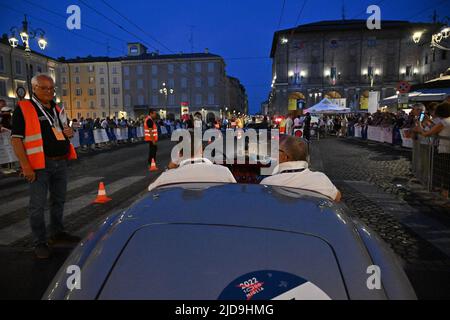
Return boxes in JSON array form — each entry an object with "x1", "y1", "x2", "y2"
[
  {"x1": 8, "y1": 15, "x2": 47, "y2": 96},
  {"x1": 159, "y1": 82, "x2": 174, "y2": 115}
]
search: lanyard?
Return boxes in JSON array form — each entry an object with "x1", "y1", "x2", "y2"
[{"x1": 32, "y1": 96, "x2": 60, "y2": 129}]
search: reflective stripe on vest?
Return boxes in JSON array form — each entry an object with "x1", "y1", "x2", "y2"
[
  {"x1": 144, "y1": 116, "x2": 158, "y2": 142},
  {"x1": 26, "y1": 146, "x2": 44, "y2": 155},
  {"x1": 23, "y1": 133, "x2": 43, "y2": 143}
]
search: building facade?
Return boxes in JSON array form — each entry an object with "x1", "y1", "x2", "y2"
[
  {"x1": 1, "y1": 39, "x2": 246, "y2": 121},
  {"x1": 269, "y1": 20, "x2": 449, "y2": 115},
  {"x1": 0, "y1": 38, "x2": 61, "y2": 108},
  {"x1": 122, "y1": 43, "x2": 228, "y2": 120},
  {"x1": 260, "y1": 100, "x2": 269, "y2": 115},
  {"x1": 59, "y1": 57, "x2": 123, "y2": 120},
  {"x1": 225, "y1": 76, "x2": 248, "y2": 116}
]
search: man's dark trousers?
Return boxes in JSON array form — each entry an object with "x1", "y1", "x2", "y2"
[{"x1": 148, "y1": 142, "x2": 157, "y2": 164}]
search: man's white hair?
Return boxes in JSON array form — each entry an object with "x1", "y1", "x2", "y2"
[{"x1": 31, "y1": 73, "x2": 54, "y2": 87}]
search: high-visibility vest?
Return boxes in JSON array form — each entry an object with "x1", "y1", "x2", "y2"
[
  {"x1": 144, "y1": 116, "x2": 158, "y2": 142},
  {"x1": 18, "y1": 100, "x2": 77, "y2": 170},
  {"x1": 279, "y1": 119, "x2": 286, "y2": 134}
]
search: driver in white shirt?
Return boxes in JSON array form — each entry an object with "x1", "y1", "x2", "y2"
[
  {"x1": 148, "y1": 131, "x2": 236, "y2": 191},
  {"x1": 260, "y1": 135, "x2": 342, "y2": 201}
]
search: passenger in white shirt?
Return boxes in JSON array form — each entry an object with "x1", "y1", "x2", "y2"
[
  {"x1": 148, "y1": 131, "x2": 236, "y2": 191},
  {"x1": 260, "y1": 135, "x2": 342, "y2": 201}
]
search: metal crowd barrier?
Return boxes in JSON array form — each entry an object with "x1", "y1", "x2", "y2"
[
  {"x1": 341, "y1": 124, "x2": 448, "y2": 194},
  {"x1": 430, "y1": 136, "x2": 450, "y2": 194},
  {"x1": 0, "y1": 125, "x2": 172, "y2": 168},
  {"x1": 71, "y1": 126, "x2": 145, "y2": 149},
  {"x1": 345, "y1": 124, "x2": 414, "y2": 148},
  {"x1": 412, "y1": 136, "x2": 434, "y2": 190},
  {"x1": 411, "y1": 136, "x2": 450, "y2": 193}
]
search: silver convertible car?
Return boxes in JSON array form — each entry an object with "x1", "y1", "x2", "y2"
[{"x1": 44, "y1": 179, "x2": 416, "y2": 300}]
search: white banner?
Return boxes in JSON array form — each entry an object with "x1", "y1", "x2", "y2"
[
  {"x1": 113, "y1": 128, "x2": 128, "y2": 140},
  {"x1": 368, "y1": 126, "x2": 393, "y2": 144},
  {"x1": 120, "y1": 128, "x2": 128, "y2": 140},
  {"x1": 400, "y1": 129, "x2": 413, "y2": 148},
  {"x1": 354, "y1": 125, "x2": 362, "y2": 138},
  {"x1": 368, "y1": 91, "x2": 380, "y2": 114},
  {"x1": 329, "y1": 98, "x2": 347, "y2": 108},
  {"x1": 71, "y1": 130, "x2": 80, "y2": 148},
  {"x1": 137, "y1": 126, "x2": 144, "y2": 138},
  {"x1": 382, "y1": 127, "x2": 393, "y2": 144},
  {"x1": 0, "y1": 131, "x2": 18, "y2": 164},
  {"x1": 113, "y1": 128, "x2": 121, "y2": 140},
  {"x1": 93, "y1": 129, "x2": 109, "y2": 143}
]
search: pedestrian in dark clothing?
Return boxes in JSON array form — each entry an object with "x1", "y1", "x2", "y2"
[{"x1": 303, "y1": 113, "x2": 311, "y2": 140}]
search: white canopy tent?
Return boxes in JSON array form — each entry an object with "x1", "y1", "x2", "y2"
[{"x1": 303, "y1": 98, "x2": 351, "y2": 114}]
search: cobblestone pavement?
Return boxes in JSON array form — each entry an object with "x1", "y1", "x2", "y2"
[{"x1": 310, "y1": 137, "x2": 450, "y2": 299}]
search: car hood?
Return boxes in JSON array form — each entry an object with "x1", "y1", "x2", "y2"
[{"x1": 45, "y1": 184, "x2": 395, "y2": 299}]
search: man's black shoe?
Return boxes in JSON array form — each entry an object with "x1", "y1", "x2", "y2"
[
  {"x1": 48, "y1": 232, "x2": 81, "y2": 246},
  {"x1": 34, "y1": 243, "x2": 51, "y2": 259}
]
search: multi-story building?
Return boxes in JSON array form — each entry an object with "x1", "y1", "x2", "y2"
[
  {"x1": 260, "y1": 100, "x2": 269, "y2": 115},
  {"x1": 225, "y1": 76, "x2": 248, "y2": 115},
  {"x1": 0, "y1": 37, "x2": 61, "y2": 108},
  {"x1": 269, "y1": 20, "x2": 449, "y2": 115},
  {"x1": 58, "y1": 57, "x2": 123, "y2": 120},
  {"x1": 1, "y1": 38, "x2": 246, "y2": 121},
  {"x1": 122, "y1": 43, "x2": 228, "y2": 120}
]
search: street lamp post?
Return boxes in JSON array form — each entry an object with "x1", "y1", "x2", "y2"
[
  {"x1": 159, "y1": 82, "x2": 174, "y2": 118},
  {"x1": 8, "y1": 15, "x2": 48, "y2": 97},
  {"x1": 309, "y1": 92, "x2": 322, "y2": 106}
]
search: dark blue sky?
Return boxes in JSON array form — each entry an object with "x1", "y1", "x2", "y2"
[{"x1": 1, "y1": 0, "x2": 448, "y2": 113}]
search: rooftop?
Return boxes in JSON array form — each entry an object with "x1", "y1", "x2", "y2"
[
  {"x1": 270, "y1": 19, "x2": 439, "y2": 57},
  {"x1": 121, "y1": 52, "x2": 223, "y2": 62},
  {"x1": 59, "y1": 52, "x2": 223, "y2": 64}
]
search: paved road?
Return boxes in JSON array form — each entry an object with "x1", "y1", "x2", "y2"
[{"x1": 0, "y1": 139, "x2": 175, "y2": 299}]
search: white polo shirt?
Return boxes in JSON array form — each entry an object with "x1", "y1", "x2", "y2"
[
  {"x1": 260, "y1": 161, "x2": 339, "y2": 200},
  {"x1": 148, "y1": 158, "x2": 237, "y2": 191},
  {"x1": 437, "y1": 117, "x2": 450, "y2": 154}
]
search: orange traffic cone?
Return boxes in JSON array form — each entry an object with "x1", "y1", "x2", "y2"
[
  {"x1": 149, "y1": 159, "x2": 158, "y2": 172},
  {"x1": 93, "y1": 182, "x2": 112, "y2": 204}
]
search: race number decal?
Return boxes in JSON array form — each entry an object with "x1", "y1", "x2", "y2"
[{"x1": 218, "y1": 270, "x2": 331, "y2": 300}]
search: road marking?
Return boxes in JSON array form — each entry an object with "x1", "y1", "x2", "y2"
[
  {"x1": 0, "y1": 182, "x2": 29, "y2": 196},
  {"x1": 0, "y1": 176, "x2": 22, "y2": 188},
  {"x1": 0, "y1": 176, "x2": 145, "y2": 245},
  {"x1": 0, "y1": 176, "x2": 103, "y2": 218}
]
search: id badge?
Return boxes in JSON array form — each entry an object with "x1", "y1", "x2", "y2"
[{"x1": 52, "y1": 127, "x2": 66, "y2": 141}]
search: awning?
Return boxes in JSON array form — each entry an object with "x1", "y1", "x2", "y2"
[{"x1": 381, "y1": 89, "x2": 449, "y2": 105}]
